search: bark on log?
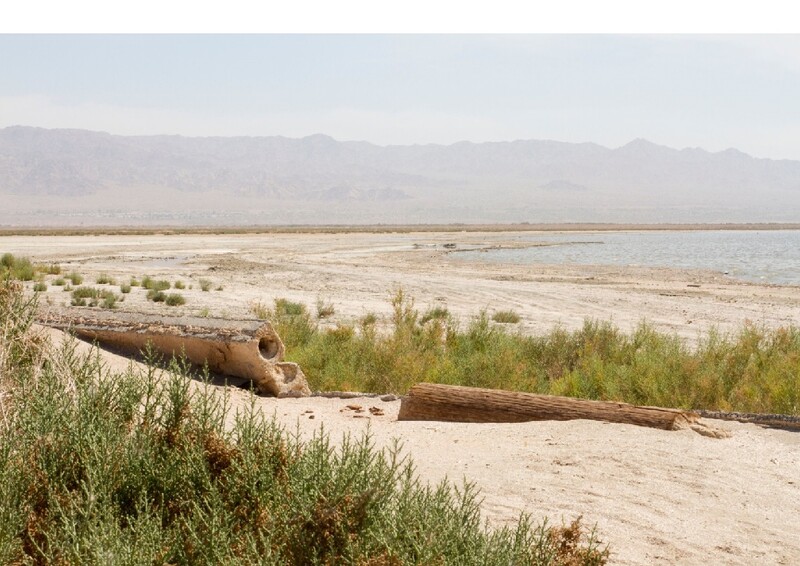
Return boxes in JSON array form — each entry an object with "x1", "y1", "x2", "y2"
[
  {"x1": 37, "y1": 307, "x2": 310, "y2": 397},
  {"x1": 398, "y1": 383, "x2": 700, "y2": 431}
]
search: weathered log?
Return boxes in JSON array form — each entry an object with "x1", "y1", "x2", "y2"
[
  {"x1": 398, "y1": 383, "x2": 700, "y2": 431},
  {"x1": 37, "y1": 308, "x2": 311, "y2": 397}
]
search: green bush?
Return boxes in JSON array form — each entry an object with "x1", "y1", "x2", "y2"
[
  {"x1": 0, "y1": 253, "x2": 35, "y2": 281},
  {"x1": 143, "y1": 278, "x2": 170, "y2": 291},
  {"x1": 120, "y1": 283, "x2": 131, "y2": 294},
  {"x1": 96, "y1": 273, "x2": 116, "y2": 285},
  {"x1": 165, "y1": 293, "x2": 186, "y2": 306},
  {"x1": 32, "y1": 281, "x2": 47, "y2": 292},
  {"x1": 147, "y1": 289, "x2": 166, "y2": 303},
  {"x1": 66, "y1": 272, "x2": 83, "y2": 285},
  {"x1": 52, "y1": 277, "x2": 66, "y2": 286},
  {"x1": 492, "y1": 310, "x2": 521, "y2": 324},
  {"x1": 71, "y1": 286, "x2": 118, "y2": 308},
  {"x1": 272, "y1": 291, "x2": 800, "y2": 414},
  {"x1": 174, "y1": 280, "x2": 185, "y2": 289},
  {"x1": 0, "y1": 280, "x2": 609, "y2": 565},
  {"x1": 199, "y1": 278, "x2": 212, "y2": 292}
]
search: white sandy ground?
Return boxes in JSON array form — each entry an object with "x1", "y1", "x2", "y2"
[
  {"x1": 4, "y1": 231, "x2": 800, "y2": 564},
  {"x1": 4, "y1": 230, "x2": 800, "y2": 342}
]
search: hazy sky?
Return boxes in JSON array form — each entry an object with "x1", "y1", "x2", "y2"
[{"x1": 2, "y1": 34, "x2": 800, "y2": 159}]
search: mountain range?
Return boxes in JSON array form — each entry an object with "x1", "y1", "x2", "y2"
[{"x1": 1, "y1": 126, "x2": 799, "y2": 225}]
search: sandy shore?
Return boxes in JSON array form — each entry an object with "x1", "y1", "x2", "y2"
[
  {"x1": 6, "y1": 230, "x2": 800, "y2": 564},
  {"x1": 4, "y1": 230, "x2": 800, "y2": 340}
]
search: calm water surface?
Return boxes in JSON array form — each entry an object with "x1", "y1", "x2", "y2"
[{"x1": 458, "y1": 230, "x2": 800, "y2": 286}]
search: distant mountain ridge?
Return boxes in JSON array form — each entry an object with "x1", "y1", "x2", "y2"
[{"x1": 1, "y1": 126, "x2": 799, "y2": 225}]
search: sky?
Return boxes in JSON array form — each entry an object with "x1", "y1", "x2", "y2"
[{"x1": 2, "y1": 31, "x2": 800, "y2": 160}]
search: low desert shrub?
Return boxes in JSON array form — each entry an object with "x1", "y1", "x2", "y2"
[
  {"x1": 143, "y1": 278, "x2": 170, "y2": 291},
  {"x1": 164, "y1": 293, "x2": 186, "y2": 306},
  {"x1": 146, "y1": 289, "x2": 166, "y2": 303},
  {"x1": 96, "y1": 273, "x2": 116, "y2": 285},
  {"x1": 173, "y1": 280, "x2": 185, "y2": 289},
  {"x1": 120, "y1": 283, "x2": 131, "y2": 294},
  {"x1": 420, "y1": 305, "x2": 450, "y2": 324},
  {"x1": 316, "y1": 298, "x2": 335, "y2": 319},
  {"x1": 199, "y1": 278, "x2": 212, "y2": 292},
  {"x1": 492, "y1": 309, "x2": 521, "y2": 324},
  {"x1": 66, "y1": 271, "x2": 83, "y2": 285},
  {"x1": 70, "y1": 286, "x2": 118, "y2": 308},
  {"x1": 0, "y1": 253, "x2": 35, "y2": 281},
  {"x1": 0, "y1": 281, "x2": 609, "y2": 565},
  {"x1": 32, "y1": 281, "x2": 47, "y2": 292},
  {"x1": 52, "y1": 277, "x2": 66, "y2": 286}
]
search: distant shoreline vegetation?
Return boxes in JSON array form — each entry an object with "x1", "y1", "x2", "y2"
[{"x1": 2, "y1": 222, "x2": 800, "y2": 237}]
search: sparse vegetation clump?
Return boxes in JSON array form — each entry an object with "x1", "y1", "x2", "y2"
[
  {"x1": 198, "y1": 278, "x2": 212, "y2": 292},
  {"x1": 264, "y1": 290, "x2": 800, "y2": 414},
  {"x1": 420, "y1": 305, "x2": 450, "y2": 324},
  {"x1": 165, "y1": 293, "x2": 186, "y2": 306},
  {"x1": 52, "y1": 277, "x2": 66, "y2": 286},
  {"x1": 174, "y1": 280, "x2": 185, "y2": 289},
  {"x1": 66, "y1": 271, "x2": 83, "y2": 285},
  {"x1": 96, "y1": 273, "x2": 116, "y2": 285},
  {"x1": 143, "y1": 277, "x2": 170, "y2": 292},
  {"x1": 492, "y1": 309, "x2": 521, "y2": 324},
  {"x1": 70, "y1": 286, "x2": 119, "y2": 308},
  {"x1": 32, "y1": 281, "x2": 47, "y2": 292},
  {"x1": 146, "y1": 289, "x2": 167, "y2": 303},
  {"x1": 120, "y1": 283, "x2": 131, "y2": 294},
  {"x1": 0, "y1": 253, "x2": 35, "y2": 281},
  {"x1": 316, "y1": 297, "x2": 335, "y2": 319},
  {"x1": 0, "y1": 278, "x2": 609, "y2": 565}
]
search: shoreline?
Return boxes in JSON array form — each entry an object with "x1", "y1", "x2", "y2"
[{"x1": 1, "y1": 221, "x2": 800, "y2": 237}]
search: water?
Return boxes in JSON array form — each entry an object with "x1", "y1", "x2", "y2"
[{"x1": 457, "y1": 230, "x2": 800, "y2": 286}]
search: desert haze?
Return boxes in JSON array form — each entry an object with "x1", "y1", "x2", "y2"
[{"x1": 2, "y1": 126, "x2": 800, "y2": 225}]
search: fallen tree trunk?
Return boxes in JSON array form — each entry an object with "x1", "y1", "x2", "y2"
[
  {"x1": 398, "y1": 383, "x2": 700, "y2": 431},
  {"x1": 37, "y1": 308, "x2": 311, "y2": 397}
]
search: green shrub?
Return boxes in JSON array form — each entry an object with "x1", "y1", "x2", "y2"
[
  {"x1": 52, "y1": 277, "x2": 66, "y2": 286},
  {"x1": 120, "y1": 283, "x2": 131, "y2": 294},
  {"x1": 173, "y1": 280, "x2": 185, "y2": 289},
  {"x1": 71, "y1": 286, "x2": 118, "y2": 308},
  {"x1": 96, "y1": 273, "x2": 116, "y2": 285},
  {"x1": 37, "y1": 262, "x2": 61, "y2": 275},
  {"x1": 146, "y1": 279, "x2": 170, "y2": 291},
  {"x1": 275, "y1": 298, "x2": 306, "y2": 316},
  {"x1": 421, "y1": 306, "x2": 450, "y2": 324},
  {"x1": 164, "y1": 293, "x2": 186, "y2": 306},
  {"x1": 492, "y1": 310, "x2": 521, "y2": 324},
  {"x1": 360, "y1": 312, "x2": 378, "y2": 327},
  {"x1": 146, "y1": 289, "x2": 166, "y2": 303},
  {"x1": 66, "y1": 272, "x2": 83, "y2": 285},
  {"x1": 32, "y1": 281, "x2": 47, "y2": 292},
  {"x1": 0, "y1": 282, "x2": 609, "y2": 565},
  {"x1": 199, "y1": 278, "x2": 212, "y2": 292},
  {"x1": 0, "y1": 254, "x2": 35, "y2": 281}
]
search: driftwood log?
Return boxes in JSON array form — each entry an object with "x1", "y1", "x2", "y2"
[
  {"x1": 398, "y1": 383, "x2": 705, "y2": 432},
  {"x1": 37, "y1": 308, "x2": 311, "y2": 397}
]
